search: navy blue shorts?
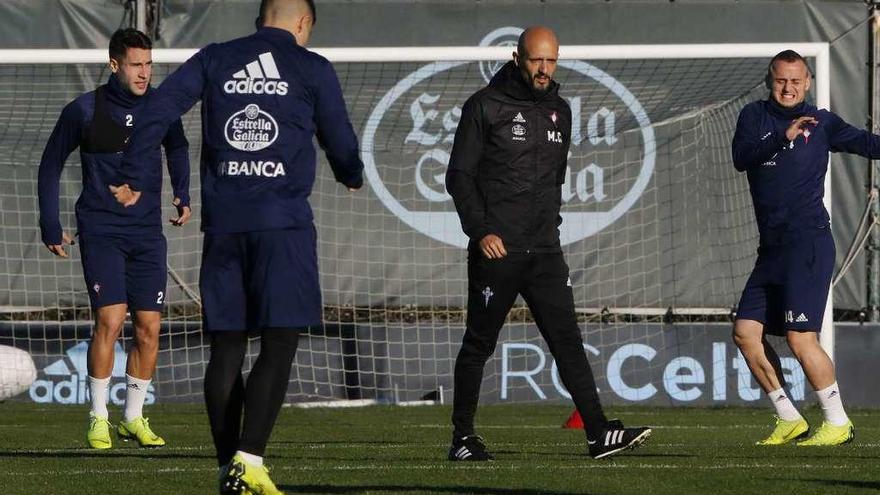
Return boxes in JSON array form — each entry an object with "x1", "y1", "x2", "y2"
[
  {"x1": 199, "y1": 227, "x2": 320, "y2": 332},
  {"x1": 736, "y1": 228, "x2": 834, "y2": 335},
  {"x1": 79, "y1": 233, "x2": 168, "y2": 312}
]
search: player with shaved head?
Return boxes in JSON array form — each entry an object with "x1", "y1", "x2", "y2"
[
  {"x1": 445, "y1": 26, "x2": 652, "y2": 461},
  {"x1": 732, "y1": 49, "x2": 880, "y2": 447},
  {"x1": 112, "y1": 0, "x2": 363, "y2": 492}
]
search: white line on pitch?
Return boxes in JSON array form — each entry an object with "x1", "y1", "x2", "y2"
[
  {"x1": 2, "y1": 463, "x2": 865, "y2": 477},
  {"x1": 401, "y1": 424, "x2": 767, "y2": 429},
  {"x1": 1, "y1": 466, "x2": 216, "y2": 477},
  {"x1": 0, "y1": 446, "x2": 212, "y2": 454},
  {"x1": 401, "y1": 424, "x2": 880, "y2": 431}
]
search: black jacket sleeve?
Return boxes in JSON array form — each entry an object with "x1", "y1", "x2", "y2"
[
  {"x1": 558, "y1": 105, "x2": 573, "y2": 185},
  {"x1": 445, "y1": 95, "x2": 490, "y2": 242}
]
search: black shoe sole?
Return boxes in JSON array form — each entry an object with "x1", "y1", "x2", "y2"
[
  {"x1": 591, "y1": 428, "x2": 652, "y2": 460},
  {"x1": 447, "y1": 452, "x2": 495, "y2": 461}
]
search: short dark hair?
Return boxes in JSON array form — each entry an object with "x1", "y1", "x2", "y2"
[
  {"x1": 257, "y1": 0, "x2": 316, "y2": 27},
  {"x1": 108, "y1": 28, "x2": 152, "y2": 61},
  {"x1": 768, "y1": 49, "x2": 812, "y2": 78}
]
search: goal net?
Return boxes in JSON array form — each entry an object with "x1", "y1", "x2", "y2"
[{"x1": 0, "y1": 39, "x2": 830, "y2": 406}]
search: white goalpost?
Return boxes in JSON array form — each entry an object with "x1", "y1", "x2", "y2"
[{"x1": 0, "y1": 42, "x2": 834, "y2": 406}]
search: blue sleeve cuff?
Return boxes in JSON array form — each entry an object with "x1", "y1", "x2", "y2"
[
  {"x1": 39, "y1": 221, "x2": 62, "y2": 246},
  {"x1": 174, "y1": 192, "x2": 191, "y2": 208}
]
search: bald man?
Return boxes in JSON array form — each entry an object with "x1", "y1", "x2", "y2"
[
  {"x1": 445, "y1": 26, "x2": 651, "y2": 461},
  {"x1": 113, "y1": 0, "x2": 363, "y2": 493}
]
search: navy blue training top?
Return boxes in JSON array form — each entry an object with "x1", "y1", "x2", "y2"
[
  {"x1": 118, "y1": 27, "x2": 364, "y2": 234},
  {"x1": 38, "y1": 74, "x2": 190, "y2": 245},
  {"x1": 732, "y1": 99, "x2": 880, "y2": 246}
]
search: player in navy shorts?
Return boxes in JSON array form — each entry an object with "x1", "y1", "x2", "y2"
[
  {"x1": 732, "y1": 49, "x2": 880, "y2": 446},
  {"x1": 737, "y1": 229, "x2": 835, "y2": 339},
  {"x1": 113, "y1": 1, "x2": 363, "y2": 491},
  {"x1": 38, "y1": 28, "x2": 190, "y2": 449}
]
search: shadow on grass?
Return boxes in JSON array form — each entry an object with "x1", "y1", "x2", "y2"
[
  {"x1": 795, "y1": 479, "x2": 880, "y2": 491},
  {"x1": 0, "y1": 449, "x2": 210, "y2": 460},
  {"x1": 279, "y1": 485, "x2": 592, "y2": 495}
]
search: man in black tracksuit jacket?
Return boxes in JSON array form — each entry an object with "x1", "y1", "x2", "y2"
[{"x1": 445, "y1": 26, "x2": 651, "y2": 461}]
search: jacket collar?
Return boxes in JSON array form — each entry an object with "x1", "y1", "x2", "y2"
[
  {"x1": 766, "y1": 98, "x2": 808, "y2": 119},
  {"x1": 489, "y1": 60, "x2": 559, "y2": 102},
  {"x1": 105, "y1": 73, "x2": 147, "y2": 109},
  {"x1": 255, "y1": 26, "x2": 298, "y2": 45}
]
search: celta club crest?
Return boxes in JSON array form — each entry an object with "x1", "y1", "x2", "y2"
[
  {"x1": 482, "y1": 286, "x2": 494, "y2": 307},
  {"x1": 361, "y1": 26, "x2": 656, "y2": 248}
]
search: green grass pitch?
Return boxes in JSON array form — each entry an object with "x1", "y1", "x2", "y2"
[{"x1": 0, "y1": 402, "x2": 878, "y2": 494}]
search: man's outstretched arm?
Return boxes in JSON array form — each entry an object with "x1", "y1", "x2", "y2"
[{"x1": 113, "y1": 48, "x2": 209, "y2": 206}]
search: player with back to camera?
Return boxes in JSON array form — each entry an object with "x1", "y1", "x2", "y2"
[
  {"x1": 38, "y1": 28, "x2": 191, "y2": 450},
  {"x1": 731, "y1": 49, "x2": 880, "y2": 446},
  {"x1": 445, "y1": 25, "x2": 652, "y2": 461},
  {"x1": 110, "y1": 1, "x2": 363, "y2": 493}
]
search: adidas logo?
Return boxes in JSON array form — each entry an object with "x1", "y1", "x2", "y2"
[
  {"x1": 604, "y1": 429, "x2": 625, "y2": 446},
  {"x1": 795, "y1": 313, "x2": 808, "y2": 323},
  {"x1": 223, "y1": 52, "x2": 289, "y2": 96},
  {"x1": 42, "y1": 341, "x2": 126, "y2": 378},
  {"x1": 513, "y1": 112, "x2": 526, "y2": 123},
  {"x1": 452, "y1": 445, "x2": 472, "y2": 460},
  {"x1": 29, "y1": 341, "x2": 154, "y2": 405}
]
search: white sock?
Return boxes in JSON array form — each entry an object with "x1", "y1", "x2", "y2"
[
  {"x1": 88, "y1": 375, "x2": 111, "y2": 418},
  {"x1": 236, "y1": 450, "x2": 263, "y2": 467},
  {"x1": 124, "y1": 374, "x2": 152, "y2": 422},
  {"x1": 816, "y1": 382, "x2": 849, "y2": 426},
  {"x1": 767, "y1": 387, "x2": 802, "y2": 421}
]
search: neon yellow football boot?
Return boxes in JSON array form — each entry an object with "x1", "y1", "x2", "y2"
[
  {"x1": 87, "y1": 413, "x2": 112, "y2": 450},
  {"x1": 797, "y1": 420, "x2": 854, "y2": 446},
  {"x1": 221, "y1": 454, "x2": 284, "y2": 495},
  {"x1": 117, "y1": 417, "x2": 166, "y2": 448},
  {"x1": 756, "y1": 416, "x2": 809, "y2": 445}
]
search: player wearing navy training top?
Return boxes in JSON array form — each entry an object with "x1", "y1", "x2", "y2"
[
  {"x1": 37, "y1": 28, "x2": 191, "y2": 450},
  {"x1": 732, "y1": 50, "x2": 880, "y2": 446},
  {"x1": 111, "y1": 1, "x2": 363, "y2": 492}
]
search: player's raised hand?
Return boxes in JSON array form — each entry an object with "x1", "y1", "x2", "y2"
[
  {"x1": 109, "y1": 184, "x2": 142, "y2": 207},
  {"x1": 169, "y1": 197, "x2": 191, "y2": 226},
  {"x1": 479, "y1": 234, "x2": 507, "y2": 259},
  {"x1": 785, "y1": 116, "x2": 818, "y2": 142},
  {"x1": 45, "y1": 231, "x2": 75, "y2": 258}
]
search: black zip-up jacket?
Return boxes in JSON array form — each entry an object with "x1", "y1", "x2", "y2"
[{"x1": 446, "y1": 61, "x2": 571, "y2": 253}]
